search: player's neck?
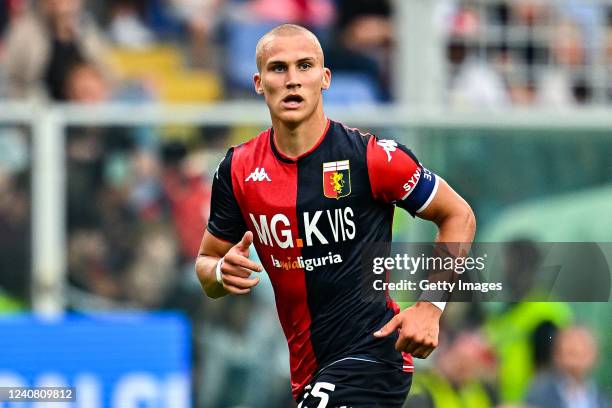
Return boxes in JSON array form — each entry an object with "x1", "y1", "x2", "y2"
[{"x1": 272, "y1": 111, "x2": 328, "y2": 159}]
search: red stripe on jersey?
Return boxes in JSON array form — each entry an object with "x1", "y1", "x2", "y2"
[
  {"x1": 231, "y1": 130, "x2": 317, "y2": 398},
  {"x1": 366, "y1": 136, "x2": 420, "y2": 203}
]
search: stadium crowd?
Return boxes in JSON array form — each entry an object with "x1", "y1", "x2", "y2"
[{"x1": 0, "y1": 0, "x2": 611, "y2": 407}]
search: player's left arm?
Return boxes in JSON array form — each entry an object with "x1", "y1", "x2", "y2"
[
  {"x1": 374, "y1": 178, "x2": 476, "y2": 358},
  {"x1": 367, "y1": 136, "x2": 476, "y2": 358},
  {"x1": 374, "y1": 179, "x2": 476, "y2": 358},
  {"x1": 417, "y1": 178, "x2": 476, "y2": 243}
]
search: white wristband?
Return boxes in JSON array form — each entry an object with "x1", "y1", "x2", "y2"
[
  {"x1": 430, "y1": 301, "x2": 446, "y2": 312},
  {"x1": 215, "y1": 257, "x2": 225, "y2": 284}
]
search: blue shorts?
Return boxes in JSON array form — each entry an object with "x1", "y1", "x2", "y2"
[{"x1": 297, "y1": 357, "x2": 412, "y2": 408}]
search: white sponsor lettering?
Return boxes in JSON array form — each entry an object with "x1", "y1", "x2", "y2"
[
  {"x1": 304, "y1": 211, "x2": 328, "y2": 246},
  {"x1": 249, "y1": 213, "x2": 274, "y2": 246},
  {"x1": 271, "y1": 253, "x2": 343, "y2": 271},
  {"x1": 402, "y1": 167, "x2": 422, "y2": 199},
  {"x1": 270, "y1": 214, "x2": 293, "y2": 248},
  {"x1": 245, "y1": 168, "x2": 271, "y2": 182},
  {"x1": 248, "y1": 207, "x2": 356, "y2": 248},
  {"x1": 344, "y1": 207, "x2": 356, "y2": 239}
]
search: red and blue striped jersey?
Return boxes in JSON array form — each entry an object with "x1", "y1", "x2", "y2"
[{"x1": 207, "y1": 119, "x2": 439, "y2": 398}]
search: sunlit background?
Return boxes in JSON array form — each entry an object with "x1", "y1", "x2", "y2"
[{"x1": 0, "y1": 0, "x2": 611, "y2": 407}]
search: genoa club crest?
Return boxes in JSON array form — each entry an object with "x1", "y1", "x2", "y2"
[{"x1": 323, "y1": 160, "x2": 351, "y2": 199}]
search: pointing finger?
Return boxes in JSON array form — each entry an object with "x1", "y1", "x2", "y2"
[
  {"x1": 222, "y1": 274, "x2": 260, "y2": 290},
  {"x1": 373, "y1": 315, "x2": 401, "y2": 338},
  {"x1": 224, "y1": 252, "x2": 263, "y2": 273}
]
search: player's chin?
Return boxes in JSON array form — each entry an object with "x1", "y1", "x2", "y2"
[{"x1": 278, "y1": 109, "x2": 307, "y2": 124}]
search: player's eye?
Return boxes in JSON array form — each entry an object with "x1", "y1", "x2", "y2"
[
  {"x1": 298, "y1": 62, "x2": 312, "y2": 70},
  {"x1": 271, "y1": 65, "x2": 287, "y2": 73}
]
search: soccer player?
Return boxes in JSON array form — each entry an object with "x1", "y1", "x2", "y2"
[{"x1": 195, "y1": 24, "x2": 476, "y2": 407}]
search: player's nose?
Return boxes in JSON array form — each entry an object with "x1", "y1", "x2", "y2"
[{"x1": 285, "y1": 67, "x2": 301, "y2": 88}]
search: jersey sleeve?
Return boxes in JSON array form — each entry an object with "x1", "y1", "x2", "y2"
[
  {"x1": 206, "y1": 147, "x2": 248, "y2": 243},
  {"x1": 366, "y1": 136, "x2": 440, "y2": 216}
]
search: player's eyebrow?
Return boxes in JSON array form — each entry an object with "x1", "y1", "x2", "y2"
[
  {"x1": 266, "y1": 60, "x2": 287, "y2": 67},
  {"x1": 296, "y1": 57, "x2": 316, "y2": 65},
  {"x1": 266, "y1": 57, "x2": 316, "y2": 68}
]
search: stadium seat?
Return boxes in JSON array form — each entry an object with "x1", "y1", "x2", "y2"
[
  {"x1": 159, "y1": 71, "x2": 222, "y2": 103},
  {"x1": 109, "y1": 46, "x2": 184, "y2": 78},
  {"x1": 109, "y1": 46, "x2": 222, "y2": 102}
]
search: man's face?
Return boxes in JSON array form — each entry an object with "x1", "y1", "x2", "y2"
[
  {"x1": 43, "y1": 0, "x2": 82, "y2": 18},
  {"x1": 254, "y1": 33, "x2": 330, "y2": 125},
  {"x1": 554, "y1": 328, "x2": 597, "y2": 380},
  {"x1": 66, "y1": 67, "x2": 109, "y2": 103}
]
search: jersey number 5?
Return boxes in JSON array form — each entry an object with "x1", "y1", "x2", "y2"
[{"x1": 298, "y1": 382, "x2": 336, "y2": 408}]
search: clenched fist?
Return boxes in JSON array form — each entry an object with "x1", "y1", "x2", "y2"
[{"x1": 218, "y1": 231, "x2": 263, "y2": 295}]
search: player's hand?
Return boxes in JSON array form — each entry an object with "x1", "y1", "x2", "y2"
[
  {"x1": 219, "y1": 231, "x2": 263, "y2": 295},
  {"x1": 373, "y1": 301, "x2": 442, "y2": 358}
]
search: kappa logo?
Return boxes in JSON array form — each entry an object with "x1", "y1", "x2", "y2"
[
  {"x1": 323, "y1": 160, "x2": 351, "y2": 199},
  {"x1": 377, "y1": 139, "x2": 398, "y2": 162},
  {"x1": 245, "y1": 168, "x2": 271, "y2": 182}
]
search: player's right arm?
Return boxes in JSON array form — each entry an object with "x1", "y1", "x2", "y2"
[
  {"x1": 195, "y1": 148, "x2": 262, "y2": 298},
  {"x1": 196, "y1": 230, "x2": 262, "y2": 298}
]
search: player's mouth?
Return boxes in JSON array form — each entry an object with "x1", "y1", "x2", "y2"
[{"x1": 281, "y1": 94, "x2": 304, "y2": 109}]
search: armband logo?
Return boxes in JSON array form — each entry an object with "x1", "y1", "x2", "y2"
[{"x1": 402, "y1": 167, "x2": 422, "y2": 199}]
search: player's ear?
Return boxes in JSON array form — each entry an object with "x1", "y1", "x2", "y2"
[
  {"x1": 253, "y1": 73, "x2": 264, "y2": 95},
  {"x1": 321, "y1": 68, "x2": 331, "y2": 90}
]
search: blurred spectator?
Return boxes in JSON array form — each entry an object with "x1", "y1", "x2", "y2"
[
  {"x1": 63, "y1": 62, "x2": 148, "y2": 304},
  {"x1": 107, "y1": 0, "x2": 154, "y2": 49},
  {"x1": 448, "y1": 46, "x2": 509, "y2": 109},
  {"x1": 0, "y1": 0, "x2": 26, "y2": 98},
  {"x1": 124, "y1": 222, "x2": 179, "y2": 308},
  {"x1": 444, "y1": 2, "x2": 509, "y2": 109},
  {"x1": 509, "y1": 77, "x2": 537, "y2": 106},
  {"x1": 3, "y1": 0, "x2": 112, "y2": 100},
  {"x1": 161, "y1": 144, "x2": 211, "y2": 261},
  {"x1": 404, "y1": 330, "x2": 498, "y2": 408},
  {"x1": 166, "y1": 0, "x2": 226, "y2": 68},
  {"x1": 484, "y1": 240, "x2": 574, "y2": 403},
  {"x1": 537, "y1": 19, "x2": 590, "y2": 107},
  {"x1": 527, "y1": 326, "x2": 611, "y2": 408},
  {"x1": 0, "y1": 124, "x2": 30, "y2": 307},
  {"x1": 65, "y1": 62, "x2": 110, "y2": 103},
  {"x1": 221, "y1": 0, "x2": 334, "y2": 94},
  {"x1": 441, "y1": 0, "x2": 612, "y2": 108},
  {"x1": 0, "y1": 166, "x2": 30, "y2": 305},
  {"x1": 512, "y1": 0, "x2": 551, "y2": 28},
  {"x1": 247, "y1": 0, "x2": 334, "y2": 27},
  {"x1": 115, "y1": 0, "x2": 230, "y2": 68},
  {"x1": 326, "y1": 0, "x2": 392, "y2": 101},
  {"x1": 0, "y1": 0, "x2": 26, "y2": 42}
]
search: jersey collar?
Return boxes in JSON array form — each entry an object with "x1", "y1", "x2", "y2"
[{"x1": 269, "y1": 118, "x2": 331, "y2": 164}]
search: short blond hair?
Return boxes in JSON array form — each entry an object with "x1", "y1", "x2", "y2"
[{"x1": 255, "y1": 24, "x2": 324, "y2": 72}]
